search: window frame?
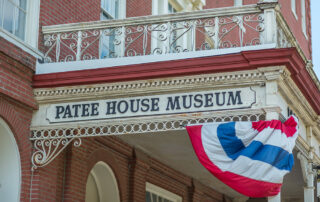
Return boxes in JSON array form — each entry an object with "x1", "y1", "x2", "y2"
[
  {"x1": 99, "y1": 0, "x2": 126, "y2": 59},
  {"x1": 234, "y1": 0, "x2": 242, "y2": 7},
  {"x1": 0, "y1": 0, "x2": 40, "y2": 47},
  {"x1": 0, "y1": 0, "x2": 41, "y2": 58},
  {"x1": 146, "y1": 182, "x2": 182, "y2": 202},
  {"x1": 291, "y1": 0, "x2": 298, "y2": 20},
  {"x1": 100, "y1": 0, "x2": 126, "y2": 20},
  {"x1": 0, "y1": 0, "x2": 27, "y2": 40},
  {"x1": 301, "y1": 0, "x2": 308, "y2": 39}
]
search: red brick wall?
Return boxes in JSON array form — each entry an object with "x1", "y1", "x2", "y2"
[
  {"x1": 39, "y1": 0, "x2": 100, "y2": 26},
  {"x1": 38, "y1": 0, "x2": 101, "y2": 56},
  {"x1": 0, "y1": 97, "x2": 34, "y2": 201},
  {"x1": 279, "y1": 0, "x2": 312, "y2": 59},
  {"x1": 204, "y1": 0, "x2": 234, "y2": 9},
  {"x1": 127, "y1": 0, "x2": 152, "y2": 17},
  {"x1": 0, "y1": 38, "x2": 37, "y2": 201},
  {"x1": 32, "y1": 136, "x2": 226, "y2": 201},
  {"x1": 0, "y1": 40, "x2": 36, "y2": 109}
]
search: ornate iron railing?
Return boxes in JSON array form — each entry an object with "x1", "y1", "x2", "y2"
[
  {"x1": 41, "y1": 4, "x2": 284, "y2": 63},
  {"x1": 30, "y1": 110, "x2": 266, "y2": 170}
]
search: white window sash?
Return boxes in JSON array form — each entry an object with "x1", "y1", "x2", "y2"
[
  {"x1": 146, "y1": 182, "x2": 182, "y2": 202},
  {"x1": 291, "y1": 0, "x2": 298, "y2": 19},
  {"x1": 234, "y1": 0, "x2": 242, "y2": 7},
  {"x1": 301, "y1": 0, "x2": 307, "y2": 39}
]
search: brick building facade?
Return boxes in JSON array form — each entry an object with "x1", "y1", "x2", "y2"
[{"x1": 0, "y1": 0, "x2": 319, "y2": 202}]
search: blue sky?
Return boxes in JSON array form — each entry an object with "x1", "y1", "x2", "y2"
[{"x1": 311, "y1": 0, "x2": 320, "y2": 77}]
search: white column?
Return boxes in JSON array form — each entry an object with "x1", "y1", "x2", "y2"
[
  {"x1": 317, "y1": 182, "x2": 320, "y2": 198},
  {"x1": 268, "y1": 193, "x2": 280, "y2": 202},
  {"x1": 262, "y1": 7, "x2": 276, "y2": 44},
  {"x1": 304, "y1": 171, "x2": 314, "y2": 202},
  {"x1": 265, "y1": 80, "x2": 280, "y2": 120},
  {"x1": 265, "y1": 79, "x2": 280, "y2": 202},
  {"x1": 298, "y1": 152, "x2": 315, "y2": 202}
]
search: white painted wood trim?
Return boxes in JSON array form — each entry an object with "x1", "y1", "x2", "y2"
[
  {"x1": 25, "y1": 0, "x2": 40, "y2": 48},
  {"x1": 234, "y1": 0, "x2": 243, "y2": 7},
  {"x1": 301, "y1": 0, "x2": 308, "y2": 39},
  {"x1": 0, "y1": 29, "x2": 43, "y2": 59},
  {"x1": 36, "y1": 44, "x2": 276, "y2": 74},
  {"x1": 146, "y1": 182, "x2": 182, "y2": 202},
  {"x1": 291, "y1": 0, "x2": 298, "y2": 20}
]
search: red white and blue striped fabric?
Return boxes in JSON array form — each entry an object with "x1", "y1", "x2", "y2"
[{"x1": 186, "y1": 116, "x2": 299, "y2": 197}]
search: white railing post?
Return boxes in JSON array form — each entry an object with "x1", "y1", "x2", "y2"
[
  {"x1": 261, "y1": 5, "x2": 277, "y2": 44},
  {"x1": 165, "y1": 22, "x2": 170, "y2": 54},
  {"x1": 119, "y1": 26, "x2": 126, "y2": 57},
  {"x1": 214, "y1": 17, "x2": 219, "y2": 49},
  {"x1": 76, "y1": 31, "x2": 82, "y2": 61},
  {"x1": 191, "y1": 21, "x2": 196, "y2": 51},
  {"x1": 42, "y1": 5, "x2": 267, "y2": 63},
  {"x1": 55, "y1": 33, "x2": 61, "y2": 62}
]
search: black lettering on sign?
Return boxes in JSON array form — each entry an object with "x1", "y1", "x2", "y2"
[
  {"x1": 130, "y1": 99, "x2": 140, "y2": 113},
  {"x1": 151, "y1": 98, "x2": 160, "y2": 111},
  {"x1": 118, "y1": 100, "x2": 129, "y2": 114},
  {"x1": 106, "y1": 101, "x2": 117, "y2": 115},
  {"x1": 141, "y1": 99, "x2": 150, "y2": 112},
  {"x1": 194, "y1": 94, "x2": 203, "y2": 108},
  {"x1": 204, "y1": 93, "x2": 214, "y2": 107},
  {"x1": 215, "y1": 92, "x2": 226, "y2": 106},
  {"x1": 182, "y1": 95, "x2": 193, "y2": 109},
  {"x1": 82, "y1": 104, "x2": 90, "y2": 117},
  {"x1": 91, "y1": 103, "x2": 99, "y2": 116},
  {"x1": 72, "y1": 104, "x2": 81, "y2": 117},
  {"x1": 55, "y1": 106, "x2": 65, "y2": 119},
  {"x1": 63, "y1": 105, "x2": 72, "y2": 118},
  {"x1": 227, "y1": 91, "x2": 243, "y2": 105},
  {"x1": 166, "y1": 96, "x2": 181, "y2": 110}
]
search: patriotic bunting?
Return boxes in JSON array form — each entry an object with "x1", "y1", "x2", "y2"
[{"x1": 186, "y1": 116, "x2": 299, "y2": 197}]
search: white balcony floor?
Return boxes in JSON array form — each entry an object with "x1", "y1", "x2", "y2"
[{"x1": 36, "y1": 44, "x2": 276, "y2": 75}]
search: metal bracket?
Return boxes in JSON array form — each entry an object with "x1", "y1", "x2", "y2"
[
  {"x1": 31, "y1": 136, "x2": 81, "y2": 171},
  {"x1": 30, "y1": 110, "x2": 266, "y2": 170}
]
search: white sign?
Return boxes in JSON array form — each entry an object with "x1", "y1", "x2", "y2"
[{"x1": 46, "y1": 87, "x2": 256, "y2": 123}]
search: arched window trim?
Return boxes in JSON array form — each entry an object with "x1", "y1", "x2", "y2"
[
  {"x1": 0, "y1": 118, "x2": 21, "y2": 202},
  {"x1": 86, "y1": 161, "x2": 120, "y2": 202}
]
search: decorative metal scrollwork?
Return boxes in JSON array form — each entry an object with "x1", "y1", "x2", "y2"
[
  {"x1": 30, "y1": 111, "x2": 265, "y2": 170},
  {"x1": 31, "y1": 137, "x2": 81, "y2": 171},
  {"x1": 43, "y1": 11, "x2": 267, "y2": 63}
]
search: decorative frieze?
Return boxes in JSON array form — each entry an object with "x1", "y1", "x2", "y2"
[{"x1": 34, "y1": 70, "x2": 265, "y2": 103}]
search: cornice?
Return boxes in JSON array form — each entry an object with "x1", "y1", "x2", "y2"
[
  {"x1": 33, "y1": 69, "x2": 265, "y2": 103},
  {"x1": 277, "y1": 68, "x2": 317, "y2": 123},
  {"x1": 33, "y1": 48, "x2": 320, "y2": 116}
]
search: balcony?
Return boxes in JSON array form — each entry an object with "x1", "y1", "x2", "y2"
[{"x1": 38, "y1": 2, "x2": 302, "y2": 74}]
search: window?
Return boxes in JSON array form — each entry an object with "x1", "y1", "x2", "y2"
[
  {"x1": 146, "y1": 183, "x2": 182, "y2": 202},
  {"x1": 168, "y1": 2, "x2": 178, "y2": 52},
  {"x1": 100, "y1": 0, "x2": 125, "y2": 59},
  {"x1": 291, "y1": 0, "x2": 298, "y2": 19},
  {"x1": 168, "y1": 2, "x2": 177, "y2": 14},
  {"x1": 101, "y1": 0, "x2": 119, "y2": 20},
  {"x1": 0, "y1": 0, "x2": 40, "y2": 57},
  {"x1": 0, "y1": 0, "x2": 26, "y2": 40},
  {"x1": 234, "y1": 0, "x2": 242, "y2": 7},
  {"x1": 301, "y1": 0, "x2": 307, "y2": 38},
  {"x1": 100, "y1": 0, "x2": 119, "y2": 58},
  {"x1": 0, "y1": 118, "x2": 21, "y2": 202},
  {"x1": 85, "y1": 161, "x2": 120, "y2": 202}
]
